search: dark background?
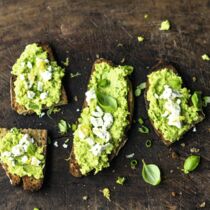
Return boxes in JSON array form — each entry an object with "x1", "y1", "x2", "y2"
[{"x1": 0, "y1": 0, "x2": 210, "y2": 209}]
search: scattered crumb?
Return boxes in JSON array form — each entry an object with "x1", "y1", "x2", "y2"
[
  {"x1": 112, "y1": 169, "x2": 115, "y2": 173},
  {"x1": 117, "y1": 43, "x2": 123, "y2": 47},
  {"x1": 193, "y1": 127, "x2": 197, "y2": 132},
  {"x1": 76, "y1": 108, "x2": 80, "y2": 112},
  {"x1": 74, "y1": 96, "x2": 78, "y2": 102},
  {"x1": 137, "y1": 36, "x2": 144, "y2": 42},
  {"x1": 171, "y1": 192, "x2": 176, "y2": 197},
  {"x1": 199, "y1": 202, "x2": 206, "y2": 208},
  {"x1": 144, "y1": 14, "x2": 148, "y2": 19},
  {"x1": 146, "y1": 66, "x2": 150, "y2": 69},
  {"x1": 54, "y1": 141, "x2": 58, "y2": 147},
  {"x1": 116, "y1": 176, "x2": 126, "y2": 185},
  {"x1": 70, "y1": 72, "x2": 81, "y2": 78},
  {"x1": 96, "y1": 54, "x2": 100, "y2": 59},
  {"x1": 62, "y1": 143, "x2": 68, "y2": 149},
  {"x1": 179, "y1": 192, "x2": 182, "y2": 195},
  {"x1": 180, "y1": 143, "x2": 186, "y2": 147},
  {"x1": 120, "y1": 57, "x2": 125, "y2": 63},
  {"x1": 126, "y1": 153, "x2": 135, "y2": 158},
  {"x1": 208, "y1": 128, "x2": 210, "y2": 132},
  {"x1": 192, "y1": 76, "x2": 197, "y2": 82},
  {"x1": 102, "y1": 188, "x2": 111, "y2": 201},
  {"x1": 201, "y1": 54, "x2": 210, "y2": 61},
  {"x1": 190, "y1": 147, "x2": 200, "y2": 153},
  {"x1": 62, "y1": 57, "x2": 70, "y2": 67},
  {"x1": 170, "y1": 169, "x2": 174, "y2": 174},
  {"x1": 39, "y1": 112, "x2": 45, "y2": 118},
  {"x1": 159, "y1": 20, "x2": 170, "y2": 31},
  {"x1": 171, "y1": 151, "x2": 179, "y2": 160},
  {"x1": 82, "y1": 195, "x2": 88, "y2": 201}
]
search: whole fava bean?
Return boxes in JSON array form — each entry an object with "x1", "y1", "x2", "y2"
[{"x1": 183, "y1": 155, "x2": 200, "y2": 174}]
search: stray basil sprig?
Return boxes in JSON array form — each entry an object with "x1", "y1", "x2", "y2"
[
  {"x1": 135, "y1": 82, "x2": 146, "y2": 97},
  {"x1": 142, "y1": 160, "x2": 161, "y2": 186},
  {"x1": 183, "y1": 155, "x2": 200, "y2": 174},
  {"x1": 97, "y1": 92, "x2": 118, "y2": 112}
]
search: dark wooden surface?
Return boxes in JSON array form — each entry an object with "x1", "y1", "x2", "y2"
[{"x1": 0, "y1": 0, "x2": 210, "y2": 209}]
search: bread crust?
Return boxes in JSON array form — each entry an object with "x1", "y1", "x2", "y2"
[
  {"x1": 0, "y1": 128, "x2": 47, "y2": 191},
  {"x1": 10, "y1": 43, "x2": 68, "y2": 115},
  {"x1": 144, "y1": 60, "x2": 205, "y2": 146},
  {"x1": 69, "y1": 58, "x2": 134, "y2": 177}
]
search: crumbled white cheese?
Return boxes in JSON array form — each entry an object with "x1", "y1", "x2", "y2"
[
  {"x1": 92, "y1": 128, "x2": 111, "y2": 142},
  {"x1": 92, "y1": 106, "x2": 103, "y2": 117},
  {"x1": 76, "y1": 108, "x2": 80, "y2": 112},
  {"x1": 40, "y1": 92, "x2": 48, "y2": 100},
  {"x1": 62, "y1": 143, "x2": 68, "y2": 149},
  {"x1": 160, "y1": 85, "x2": 182, "y2": 128},
  {"x1": 20, "y1": 74, "x2": 25, "y2": 81},
  {"x1": 27, "y1": 61, "x2": 33, "y2": 69},
  {"x1": 37, "y1": 81, "x2": 43, "y2": 92},
  {"x1": 41, "y1": 71, "x2": 52, "y2": 81},
  {"x1": 90, "y1": 143, "x2": 110, "y2": 156},
  {"x1": 21, "y1": 62, "x2": 25, "y2": 68},
  {"x1": 54, "y1": 141, "x2": 58, "y2": 147},
  {"x1": 126, "y1": 153, "x2": 135, "y2": 158},
  {"x1": 21, "y1": 155, "x2": 28, "y2": 163},
  {"x1": 85, "y1": 89, "x2": 96, "y2": 105},
  {"x1": 39, "y1": 112, "x2": 45, "y2": 118},
  {"x1": 90, "y1": 116, "x2": 104, "y2": 128},
  {"x1": 193, "y1": 127, "x2": 197, "y2": 132},
  {"x1": 27, "y1": 91, "x2": 35, "y2": 99},
  {"x1": 2, "y1": 151, "x2": 11, "y2": 157},
  {"x1": 45, "y1": 59, "x2": 49, "y2": 63},
  {"x1": 11, "y1": 145, "x2": 24, "y2": 156},
  {"x1": 103, "y1": 113, "x2": 113, "y2": 129},
  {"x1": 47, "y1": 66, "x2": 52, "y2": 72},
  {"x1": 86, "y1": 137, "x2": 95, "y2": 146},
  {"x1": 31, "y1": 157, "x2": 41, "y2": 166}
]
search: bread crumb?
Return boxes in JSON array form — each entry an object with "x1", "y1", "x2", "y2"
[
  {"x1": 190, "y1": 147, "x2": 200, "y2": 153},
  {"x1": 171, "y1": 192, "x2": 176, "y2": 197},
  {"x1": 74, "y1": 96, "x2": 78, "y2": 102},
  {"x1": 199, "y1": 202, "x2": 206, "y2": 208},
  {"x1": 54, "y1": 141, "x2": 58, "y2": 147},
  {"x1": 82, "y1": 195, "x2": 88, "y2": 201},
  {"x1": 171, "y1": 151, "x2": 179, "y2": 160}
]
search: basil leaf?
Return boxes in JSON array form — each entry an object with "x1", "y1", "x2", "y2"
[
  {"x1": 191, "y1": 91, "x2": 202, "y2": 110},
  {"x1": 142, "y1": 160, "x2": 161, "y2": 186},
  {"x1": 183, "y1": 155, "x2": 200, "y2": 174},
  {"x1": 98, "y1": 79, "x2": 110, "y2": 88},
  {"x1": 97, "y1": 92, "x2": 117, "y2": 112}
]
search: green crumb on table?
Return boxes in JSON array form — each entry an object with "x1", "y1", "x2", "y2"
[
  {"x1": 102, "y1": 188, "x2": 111, "y2": 201},
  {"x1": 58, "y1": 119, "x2": 70, "y2": 134},
  {"x1": 34, "y1": 208, "x2": 39, "y2": 210},
  {"x1": 144, "y1": 14, "x2": 148, "y2": 19},
  {"x1": 201, "y1": 54, "x2": 210, "y2": 61},
  {"x1": 71, "y1": 123, "x2": 77, "y2": 132},
  {"x1": 82, "y1": 195, "x2": 88, "y2": 201},
  {"x1": 116, "y1": 176, "x2": 126, "y2": 185},
  {"x1": 159, "y1": 20, "x2": 170, "y2": 31},
  {"x1": 70, "y1": 72, "x2": 81, "y2": 78},
  {"x1": 137, "y1": 36, "x2": 144, "y2": 42},
  {"x1": 62, "y1": 57, "x2": 70, "y2": 66}
]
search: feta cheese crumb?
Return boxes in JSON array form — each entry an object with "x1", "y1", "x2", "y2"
[
  {"x1": 54, "y1": 141, "x2": 58, "y2": 147},
  {"x1": 21, "y1": 155, "x2": 28, "y2": 163},
  {"x1": 27, "y1": 61, "x2": 33, "y2": 69},
  {"x1": 40, "y1": 92, "x2": 48, "y2": 100},
  {"x1": 31, "y1": 157, "x2": 41, "y2": 166},
  {"x1": 85, "y1": 89, "x2": 96, "y2": 105},
  {"x1": 90, "y1": 143, "x2": 110, "y2": 156},
  {"x1": 192, "y1": 127, "x2": 197, "y2": 132},
  {"x1": 62, "y1": 143, "x2": 68, "y2": 148},
  {"x1": 37, "y1": 81, "x2": 43, "y2": 92},
  {"x1": 27, "y1": 91, "x2": 35, "y2": 99},
  {"x1": 41, "y1": 71, "x2": 52, "y2": 81}
]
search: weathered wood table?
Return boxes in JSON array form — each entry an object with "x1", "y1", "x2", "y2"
[{"x1": 0, "y1": 0, "x2": 210, "y2": 209}]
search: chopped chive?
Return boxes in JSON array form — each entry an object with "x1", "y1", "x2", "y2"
[
  {"x1": 145, "y1": 140, "x2": 152, "y2": 148},
  {"x1": 138, "y1": 125, "x2": 149, "y2": 134},
  {"x1": 130, "y1": 159, "x2": 138, "y2": 169},
  {"x1": 138, "y1": 117, "x2": 144, "y2": 125}
]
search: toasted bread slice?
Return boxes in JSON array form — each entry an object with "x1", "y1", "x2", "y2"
[
  {"x1": 10, "y1": 43, "x2": 68, "y2": 115},
  {"x1": 144, "y1": 60, "x2": 205, "y2": 146},
  {"x1": 69, "y1": 58, "x2": 134, "y2": 177},
  {"x1": 0, "y1": 128, "x2": 47, "y2": 191}
]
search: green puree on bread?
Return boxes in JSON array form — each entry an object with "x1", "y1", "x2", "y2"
[
  {"x1": 11, "y1": 43, "x2": 65, "y2": 115},
  {"x1": 73, "y1": 62, "x2": 133, "y2": 175},
  {"x1": 146, "y1": 68, "x2": 205, "y2": 143},
  {"x1": 0, "y1": 128, "x2": 45, "y2": 179}
]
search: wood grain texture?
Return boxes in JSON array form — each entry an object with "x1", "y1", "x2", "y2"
[{"x1": 0, "y1": 0, "x2": 210, "y2": 209}]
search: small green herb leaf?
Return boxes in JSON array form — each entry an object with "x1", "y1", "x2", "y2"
[
  {"x1": 159, "y1": 20, "x2": 170, "y2": 31},
  {"x1": 116, "y1": 176, "x2": 126, "y2": 185},
  {"x1": 98, "y1": 79, "x2": 110, "y2": 88},
  {"x1": 183, "y1": 155, "x2": 200, "y2": 174},
  {"x1": 62, "y1": 57, "x2": 70, "y2": 66},
  {"x1": 142, "y1": 160, "x2": 161, "y2": 186},
  {"x1": 203, "y1": 96, "x2": 210, "y2": 107},
  {"x1": 97, "y1": 92, "x2": 118, "y2": 112},
  {"x1": 102, "y1": 188, "x2": 111, "y2": 201},
  {"x1": 191, "y1": 91, "x2": 202, "y2": 110},
  {"x1": 137, "y1": 36, "x2": 144, "y2": 42},
  {"x1": 135, "y1": 82, "x2": 146, "y2": 97},
  {"x1": 138, "y1": 125, "x2": 149, "y2": 134},
  {"x1": 58, "y1": 119, "x2": 70, "y2": 135}
]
